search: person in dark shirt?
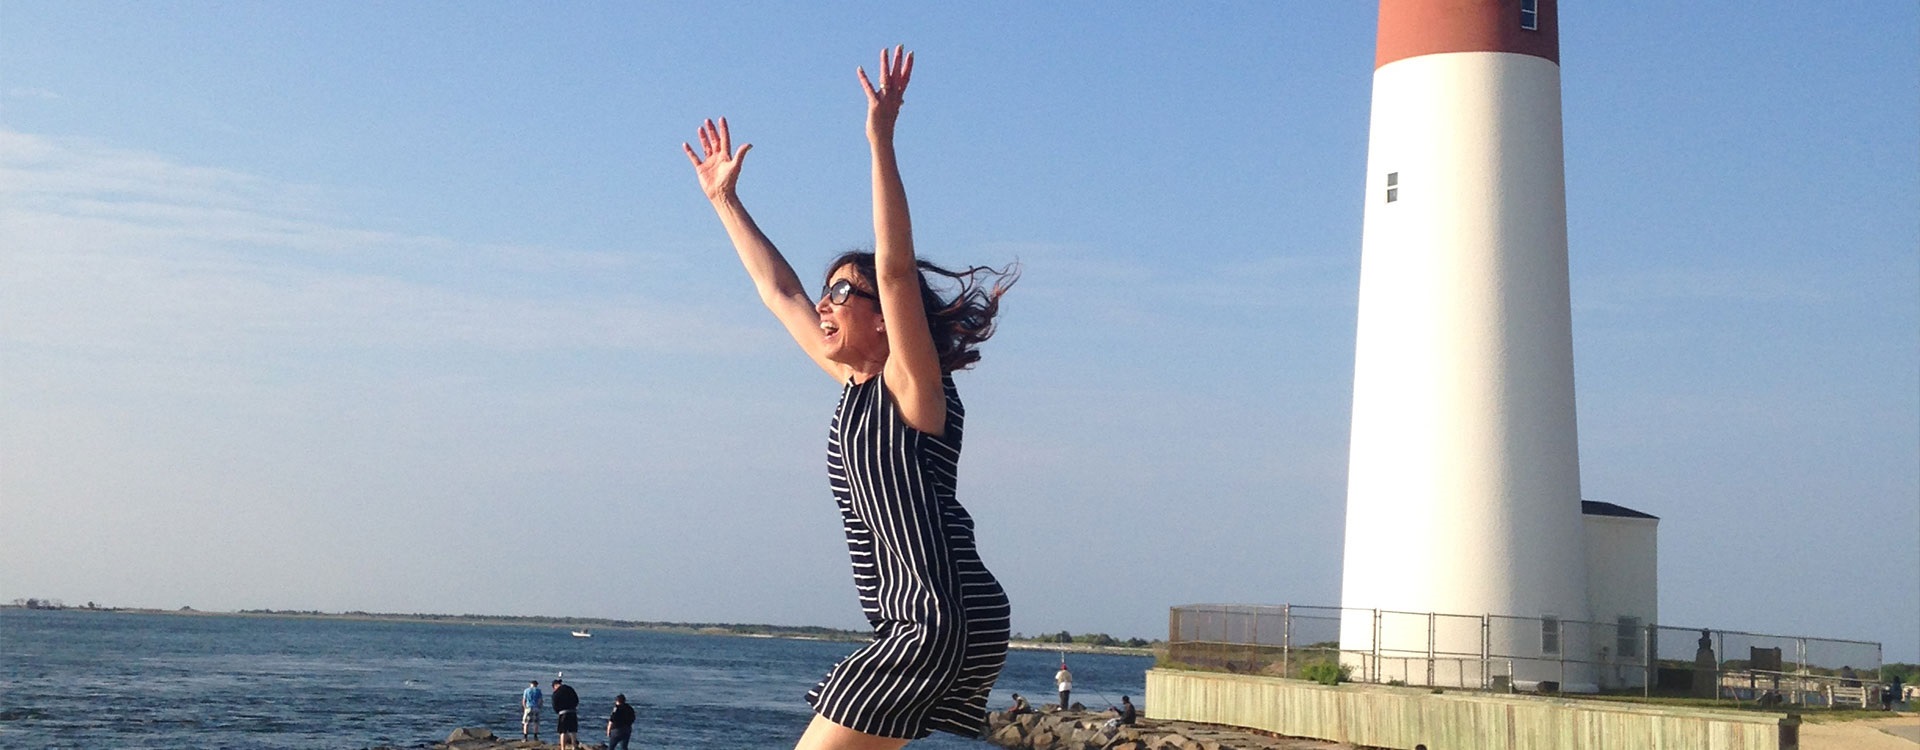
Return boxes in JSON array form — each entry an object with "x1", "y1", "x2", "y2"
[
  {"x1": 1103, "y1": 695, "x2": 1136, "y2": 728},
  {"x1": 550, "y1": 678, "x2": 581, "y2": 750},
  {"x1": 606, "y1": 694, "x2": 637, "y2": 750}
]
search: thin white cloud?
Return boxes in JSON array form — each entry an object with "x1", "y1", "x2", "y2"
[
  {"x1": 0, "y1": 130, "x2": 767, "y2": 362},
  {"x1": 3, "y1": 87, "x2": 61, "y2": 101}
]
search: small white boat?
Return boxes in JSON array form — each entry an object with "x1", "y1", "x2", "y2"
[{"x1": 570, "y1": 629, "x2": 592, "y2": 638}]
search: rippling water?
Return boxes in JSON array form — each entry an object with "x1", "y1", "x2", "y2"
[{"x1": 0, "y1": 609, "x2": 1153, "y2": 749}]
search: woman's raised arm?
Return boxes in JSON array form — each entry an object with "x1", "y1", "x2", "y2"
[
  {"x1": 860, "y1": 46, "x2": 947, "y2": 435},
  {"x1": 684, "y1": 118, "x2": 848, "y2": 381}
]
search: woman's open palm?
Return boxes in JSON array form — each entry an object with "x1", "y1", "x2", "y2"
[
  {"x1": 859, "y1": 46, "x2": 913, "y2": 141},
  {"x1": 683, "y1": 117, "x2": 752, "y2": 201}
]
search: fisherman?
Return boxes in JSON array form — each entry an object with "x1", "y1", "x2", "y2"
[{"x1": 520, "y1": 680, "x2": 543, "y2": 741}]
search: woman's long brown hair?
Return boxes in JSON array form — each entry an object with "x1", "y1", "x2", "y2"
[{"x1": 826, "y1": 251, "x2": 1020, "y2": 373}]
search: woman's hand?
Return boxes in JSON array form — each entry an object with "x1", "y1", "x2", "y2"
[
  {"x1": 682, "y1": 117, "x2": 752, "y2": 202},
  {"x1": 858, "y1": 45, "x2": 913, "y2": 144}
]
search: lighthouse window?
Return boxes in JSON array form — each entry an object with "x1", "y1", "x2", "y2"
[
  {"x1": 1520, "y1": 0, "x2": 1539, "y2": 31},
  {"x1": 1540, "y1": 615, "x2": 1562, "y2": 655},
  {"x1": 1385, "y1": 171, "x2": 1399, "y2": 203},
  {"x1": 1616, "y1": 616, "x2": 1643, "y2": 658}
]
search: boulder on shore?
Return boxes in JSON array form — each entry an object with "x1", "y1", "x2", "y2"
[
  {"x1": 982, "y1": 708, "x2": 1352, "y2": 750},
  {"x1": 445, "y1": 727, "x2": 495, "y2": 743},
  {"x1": 412, "y1": 726, "x2": 561, "y2": 750}
]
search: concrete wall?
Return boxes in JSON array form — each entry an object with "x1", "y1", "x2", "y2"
[{"x1": 1145, "y1": 668, "x2": 1797, "y2": 750}]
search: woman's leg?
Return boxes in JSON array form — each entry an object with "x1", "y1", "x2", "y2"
[{"x1": 794, "y1": 713, "x2": 910, "y2": 750}]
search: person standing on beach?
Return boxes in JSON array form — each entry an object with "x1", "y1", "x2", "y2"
[
  {"x1": 550, "y1": 677, "x2": 580, "y2": 750},
  {"x1": 606, "y1": 694, "x2": 636, "y2": 750},
  {"x1": 520, "y1": 680, "x2": 543, "y2": 742},
  {"x1": 685, "y1": 45, "x2": 1016, "y2": 749},
  {"x1": 1055, "y1": 662, "x2": 1073, "y2": 710}
]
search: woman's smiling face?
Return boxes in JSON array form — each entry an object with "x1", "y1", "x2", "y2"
[{"x1": 818, "y1": 264, "x2": 888, "y2": 371}]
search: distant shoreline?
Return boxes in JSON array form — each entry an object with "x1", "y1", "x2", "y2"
[
  {"x1": 1, "y1": 604, "x2": 1161, "y2": 656},
  {"x1": 1007, "y1": 640, "x2": 1155, "y2": 657}
]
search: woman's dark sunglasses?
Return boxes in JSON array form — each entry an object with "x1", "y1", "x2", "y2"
[{"x1": 822, "y1": 278, "x2": 879, "y2": 305}]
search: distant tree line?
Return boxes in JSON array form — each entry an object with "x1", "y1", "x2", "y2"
[
  {"x1": 9, "y1": 598, "x2": 101, "y2": 610},
  {"x1": 1012, "y1": 630, "x2": 1155, "y2": 648}
]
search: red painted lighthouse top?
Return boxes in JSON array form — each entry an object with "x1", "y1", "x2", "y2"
[{"x1": 1376, "y1": 0, "x2": 1558, "y2": 68}]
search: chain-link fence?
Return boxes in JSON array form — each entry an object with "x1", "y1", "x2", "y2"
[{"x1": 1166, "y1": 603, "x2": 1885, "y2": 706}]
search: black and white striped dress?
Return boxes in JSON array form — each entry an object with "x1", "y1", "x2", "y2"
[{"x1": 805, "y1": 372, "x2": 1011, "y2": 740}]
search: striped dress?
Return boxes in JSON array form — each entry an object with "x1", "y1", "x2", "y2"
[{"x1": 805, "y1": 372, "x2": 1011, "y2": 740}]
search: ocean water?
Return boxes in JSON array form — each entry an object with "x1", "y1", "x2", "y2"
[{"x1": 0, "y1": 608, "x2": 1154, "y2": 749}]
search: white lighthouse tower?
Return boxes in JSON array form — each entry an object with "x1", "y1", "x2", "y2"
[{"x1": 1338, "y1": 0, "x2": 1593, "y2": 691}]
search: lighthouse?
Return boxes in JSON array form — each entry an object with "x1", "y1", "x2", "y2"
[{"x1": 1338, "y1": 0, "x2": 1594, "y2": 691}]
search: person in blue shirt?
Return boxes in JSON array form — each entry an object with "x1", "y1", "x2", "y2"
[{"x1": 520, "y1": 680, "x2": 543, "y2": 742}]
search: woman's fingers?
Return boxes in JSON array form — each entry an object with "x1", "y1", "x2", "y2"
[
  {"x1": 889, "y1": 45, "x2": 909, "y2": 78},
  {"x1": 872, "y1": 46, "x2": 911, "y2": 96},
  {"x1": 859, "y1": 46, "x2": 915, "y2": 106},
  {"x1": 691, "y1": 120, "x2": 751, "y2": 158},
  {"x1": 687, "y1": 118, "x2": 749, "y2": 170}
]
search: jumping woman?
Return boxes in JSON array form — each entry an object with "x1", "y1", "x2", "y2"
[{"x1": 683, "y1": 46, "x2": 1015, "y2": 749}]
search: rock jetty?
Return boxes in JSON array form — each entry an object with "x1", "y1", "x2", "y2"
[
  {"x1": 983, "y1": 708, "x2": 1353, "y2": 750},
  {"x1": 390, "y1": 712, "x2": 1355, "y2": 750},
  {"x1": 362, "y1": 726, "x2": 575, "y2": 750}
]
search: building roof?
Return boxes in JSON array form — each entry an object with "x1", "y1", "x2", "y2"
[{"x1": 1581, "y1": 500, "x2": 1659, "y2": 520}]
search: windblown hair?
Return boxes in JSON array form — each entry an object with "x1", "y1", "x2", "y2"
[{"x1": 826, "y1": 251, "x2": 1020, "y2": 373}]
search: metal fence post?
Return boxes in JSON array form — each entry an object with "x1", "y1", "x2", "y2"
[
  {"x1": 1372, "y1": 608, "x2": 1382, "y2": 683},
  {"x1": 1427, "y1": 611, "x2": 1437, "y2": 687},
  {"x1": 1481, "y1": 615, "x2": 1491, "y2": 690},
  {"x1": 1720, "y1": 632, "x2": 1735, "y2": 705},
  {"x1": 1560, "y1": 621, "x2": 1567, "y2": 691},
  {"x1": 1282, "y1": 604, "x2": 1291, "y2": 678},
  {"x1": 1246, "y1": 606, "x2": 1258, "y2": 672},
  {"x1": 1644, "y1": 622, "x2": 1655, "y2": 698}
]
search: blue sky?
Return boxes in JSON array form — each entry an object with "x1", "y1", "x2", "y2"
[{"x1": 2, "y1": 3, "x2": 1915, "y2": 660}]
